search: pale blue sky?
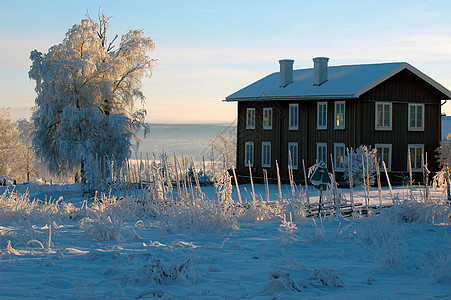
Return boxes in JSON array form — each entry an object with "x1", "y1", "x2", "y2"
[{"x1": 1, "y1": 0, "x2": 451, "y2": 123}]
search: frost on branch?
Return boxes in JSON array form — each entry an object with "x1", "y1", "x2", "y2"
[{"x1": 28, "y1": 13, "x2": 156, "y2": 191}]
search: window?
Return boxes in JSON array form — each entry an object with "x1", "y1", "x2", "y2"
[
  {"x1": 375, "y1": 144, "x2": 392, "y2": 171},
  {"x1": 317, "y1": 102, "x2": 327, "y2": 130},
  {"x1": 245, "y1": 142, "x2": 254, "y2": 167},
  {"x1": 334, "y1": 101, "x2": 345, "y2": 129},
  {"x1": 334, "y1": 143, "x2": 345, "y2": 171},
  {"x1": 263, "y1": 107, "x2": 272, "y2": 130},
  {"x1": 262, "y1": 142, "x2": 271, "y2": 168},
  {"x1": 408, "y1": 144, "x2": 424, "y2": 172},
  {"x1": 408, "y1": 104, "x2": 424, "y2": 131},
  {"x1": 317, "y1": 143, "x2": 327, "y2": 166},
  {"x1": 375, "y1": 102, "x2": 392, "y2": 130},
  {"x1": 289, "y1": 104, "x2": 299, "y2": 130},
  {"x1": 246, "y1": 108, "x2": 255, "y2": 129},
  {"x1": 288, "y1": 142, "x2": 299, "y2": 170}
]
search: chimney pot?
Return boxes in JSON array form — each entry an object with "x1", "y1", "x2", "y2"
[
  {"x1": 313, "y1": 57, "x2": 329, "y2": 86},
  {"x1": 279, "y1": 59, "x2": 294, "y2": 88}
]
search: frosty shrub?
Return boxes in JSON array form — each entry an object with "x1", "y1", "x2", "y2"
[
  {"x1": 305, "y1": 268, "x2": 344, "y2": 288},
  {"x1": 279, "y1": 213, "x2": 298, "y2": 245},
  {"x1": 239, "y1": 199, "x2": 282, "y2": 221},
  {"x1": 395, "y1": 198, "x2": 451, "y2": 224},
  {"x1": 423, "y1": 245, "x2": 451, "y2": 283},
  {"x1": 262, "y1": 270, "x2": 301, "y2": 292},
  {"x1": 356, "y1": 209, "x2": 407, "y2": 270},
  {"x1": 211, "y1": 132, "x2": 236, "y2": 170},
  {"x1": 28, "y1": 12, "x2": 156, "y2": 191},
  {"x1": 78, "y1": 210, "x2": 122, "y2": 241},
  {"x1": 0, "y1": 189, "x2": 68, "y2": 223},
  {"x1": 343, "y1": 145, "x2": 378, "y2": 186},
  {"x1": 157, "y1": 195, "x2": 239, "y2": 233},
  {"x1": 138, "y1": 254, "x2": 195, "y2": 284}
]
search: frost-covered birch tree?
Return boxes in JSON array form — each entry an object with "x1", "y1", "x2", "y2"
[
  {"x1": 29, "y1": 12, "x2": 155, "y2": 188},
  {"x1": 437, "y1": 133, "x2": 451, "y2": 168},
  {"x1": 0, "y1": 108, "x2": 27, "y2": 180}
]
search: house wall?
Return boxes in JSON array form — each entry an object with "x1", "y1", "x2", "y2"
[
  {"x1": 237, "y1": 99, "x2": 357, "y2": 182},
  {"x1": 359, "y1": 69, "x2": 442, "y2": 180},
  {"x1": 235, "y1": 69, "x2": 443, "y2": 184}
]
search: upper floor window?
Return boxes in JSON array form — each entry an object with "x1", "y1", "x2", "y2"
[
  {"x1": 317, "y1": 102, "x2": 327, "y2": 130},
  {"x1": 289, "y1": 104, "x2": 299, "y2": 130},
  {"x1": 317, "y1": 142, "x2": 327, "y2": 166},
  {"x1": 408, "y1": 144, "x2": 424, "y2": 172},
  {"x1": 375, "y1": 144, "x2": 392, "y2": 171},
  {"x1": 288, "y1": 142, "x2": 299, "y2": 170},
  {"x1": 334, "y1": 143, "x2": 345, "y2": 171},
  {"x1": 246, "y1": 108, "x2": 255, "y2": 129},
  {"x1": 408, "y1": 103, "x2": 424, "y2": 131},
  {"x1": 375, "y1": 102, "x2": 392, "y2": 130},
  {"x1": 263, "y1": 107, "x2": 273, "y2": 130},
  {"x1": 245, "y1": 142, "x2": 254, "y2": 167},
  {"x1": 334, "y1": 101, "x2": 345, "y2": 129},
  {"x1": 262, "y1": 142, "x2": 271, "y2": 168}
]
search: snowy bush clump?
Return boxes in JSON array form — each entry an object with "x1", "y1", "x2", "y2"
[
  {"x1": 157, "y1": 196, "x2": 239, "y2": 233},
  {"x1": 395, "y1": 198, "x2": 451, "y2": 224},
  {"x1": 262, "y1": 270, "x2": 301, "y2": 292},
  {"x1": 136, "y1": 254, "x2": 195, "y2": 285},
  {"x1": 78, "y1": 211, "x2": 122, "y2": 241},
  {"x1": 305, "y1": 268, "x2": 345, "y2": 288},
  {"x1": 343, "y1": 145, "x2": 378, "y2": 186},
  {"x1": 279, "y1": 213, "x2": 298, "y2": 245},
  {"x1": 356, "y1": 209, "x2": 407, "y2": 270},
  {"x1": 423, "y1": 245, "x2": 451, "y2": 283},
  {"x1": 0, "y1": 189, "x2": 72, "y2": 224}
]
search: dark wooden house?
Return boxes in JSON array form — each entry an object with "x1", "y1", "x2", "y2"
[{"x1": 225, "y1": 57, "x2": 451, "y2": 184}]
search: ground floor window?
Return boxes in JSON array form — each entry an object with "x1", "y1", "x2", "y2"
[
  {"x1": 262, "y1": 142, "x2": 271, "y2": 168},
  {"x1": 375, "y1": 144, "x2": 392, "y2": 171},
  {"x1": 334, "y1": 143, "x2": 345, "y2": 171},
  {"x1": 288, "y1": 142, "x2": 299, "y2": 170},
  {"x1": 408, "y1": 144, "x2": 424, "y2": 172},
  {"x1": 317, "y1": 143, "x2": 327, "y2": 166},
  {"x1": 245, "y1": 142, "x2": 254, "y2": 167}
]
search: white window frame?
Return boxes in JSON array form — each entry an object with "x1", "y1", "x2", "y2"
[
  {"x1": 316, "y1": 142, "x2": 327, "y2": 166},
  {"x1": 244, "y1": 142, "x2": 254, "y2": 167},
  {"x1": 334, "y1": 101, "x2": 345, "y2": 130},
  {"x1": 375, "y1": 102, "x2": 392, "y2": 130},
  {"x1": 408, "y1": 144, "x2": 424, "y2": 172},
  {"x1": 408, "y1": 103, "x2": 424, "y2": 131},
  {"x1": 246, "y1": 108, "x2": 255, "y2": 129},
  {"x1": 333, "y1": 143, "x2": 346, "y2": 171},
  {"x1": 263, "y1": 107, "x2": 273, "y2": 130},
  {"x1": 261, "y1": 142, "x2": 271, "y2": 168},
  {"x1": 317, "y1": 102, "x2": 327, "y2": 130},
  {"x1": 289, "y1": 103, "x2": 299, "y2": 130},
  {"x1": 288, "y1": 142, "x2": 299, "y2": 170},
  {"x1": 375, "y1": 144, "x2": 392, "y2": 172}
]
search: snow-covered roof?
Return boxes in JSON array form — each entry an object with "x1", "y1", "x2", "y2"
[{"x1": 225, "y1": 62, "x2": 451, "y2": 101}]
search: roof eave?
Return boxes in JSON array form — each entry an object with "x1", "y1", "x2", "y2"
[
  {"x1": 224, "y1": 94, "x2": 358, "y2": 102},
  {"x1": 354, "y1": 63, "x2": 451, "y2": 99}
]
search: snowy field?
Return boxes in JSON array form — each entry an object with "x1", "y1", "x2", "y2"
[{"x1": 0, "y1": 182, "x2": 450, "y2": 299}]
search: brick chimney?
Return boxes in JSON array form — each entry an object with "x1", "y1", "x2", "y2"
[
  {"x1": 313, "y1": 57, "x2": 329, "y2": 86},
  {"x1": 279, "y1": 59, "x2": 294, "y2": 87}
]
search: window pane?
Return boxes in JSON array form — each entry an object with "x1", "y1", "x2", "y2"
[
  {"x1": 384, "y1": 104, "x2": 390, "y2": 126},
  {"x1": 417, "y1": 105, "x2": 423, "y2": 128},
  {"x1": 410, "y1": 106, "x2": 416, "y2": 128}
]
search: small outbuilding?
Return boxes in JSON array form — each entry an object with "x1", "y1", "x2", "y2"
[{"x1": 225, "y1": 58, "x2": 451, "y2": 183}]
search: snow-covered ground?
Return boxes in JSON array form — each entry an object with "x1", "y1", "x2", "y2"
[{"x1": 0, "y1": 182, "x2": 450, "y2": 298}]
